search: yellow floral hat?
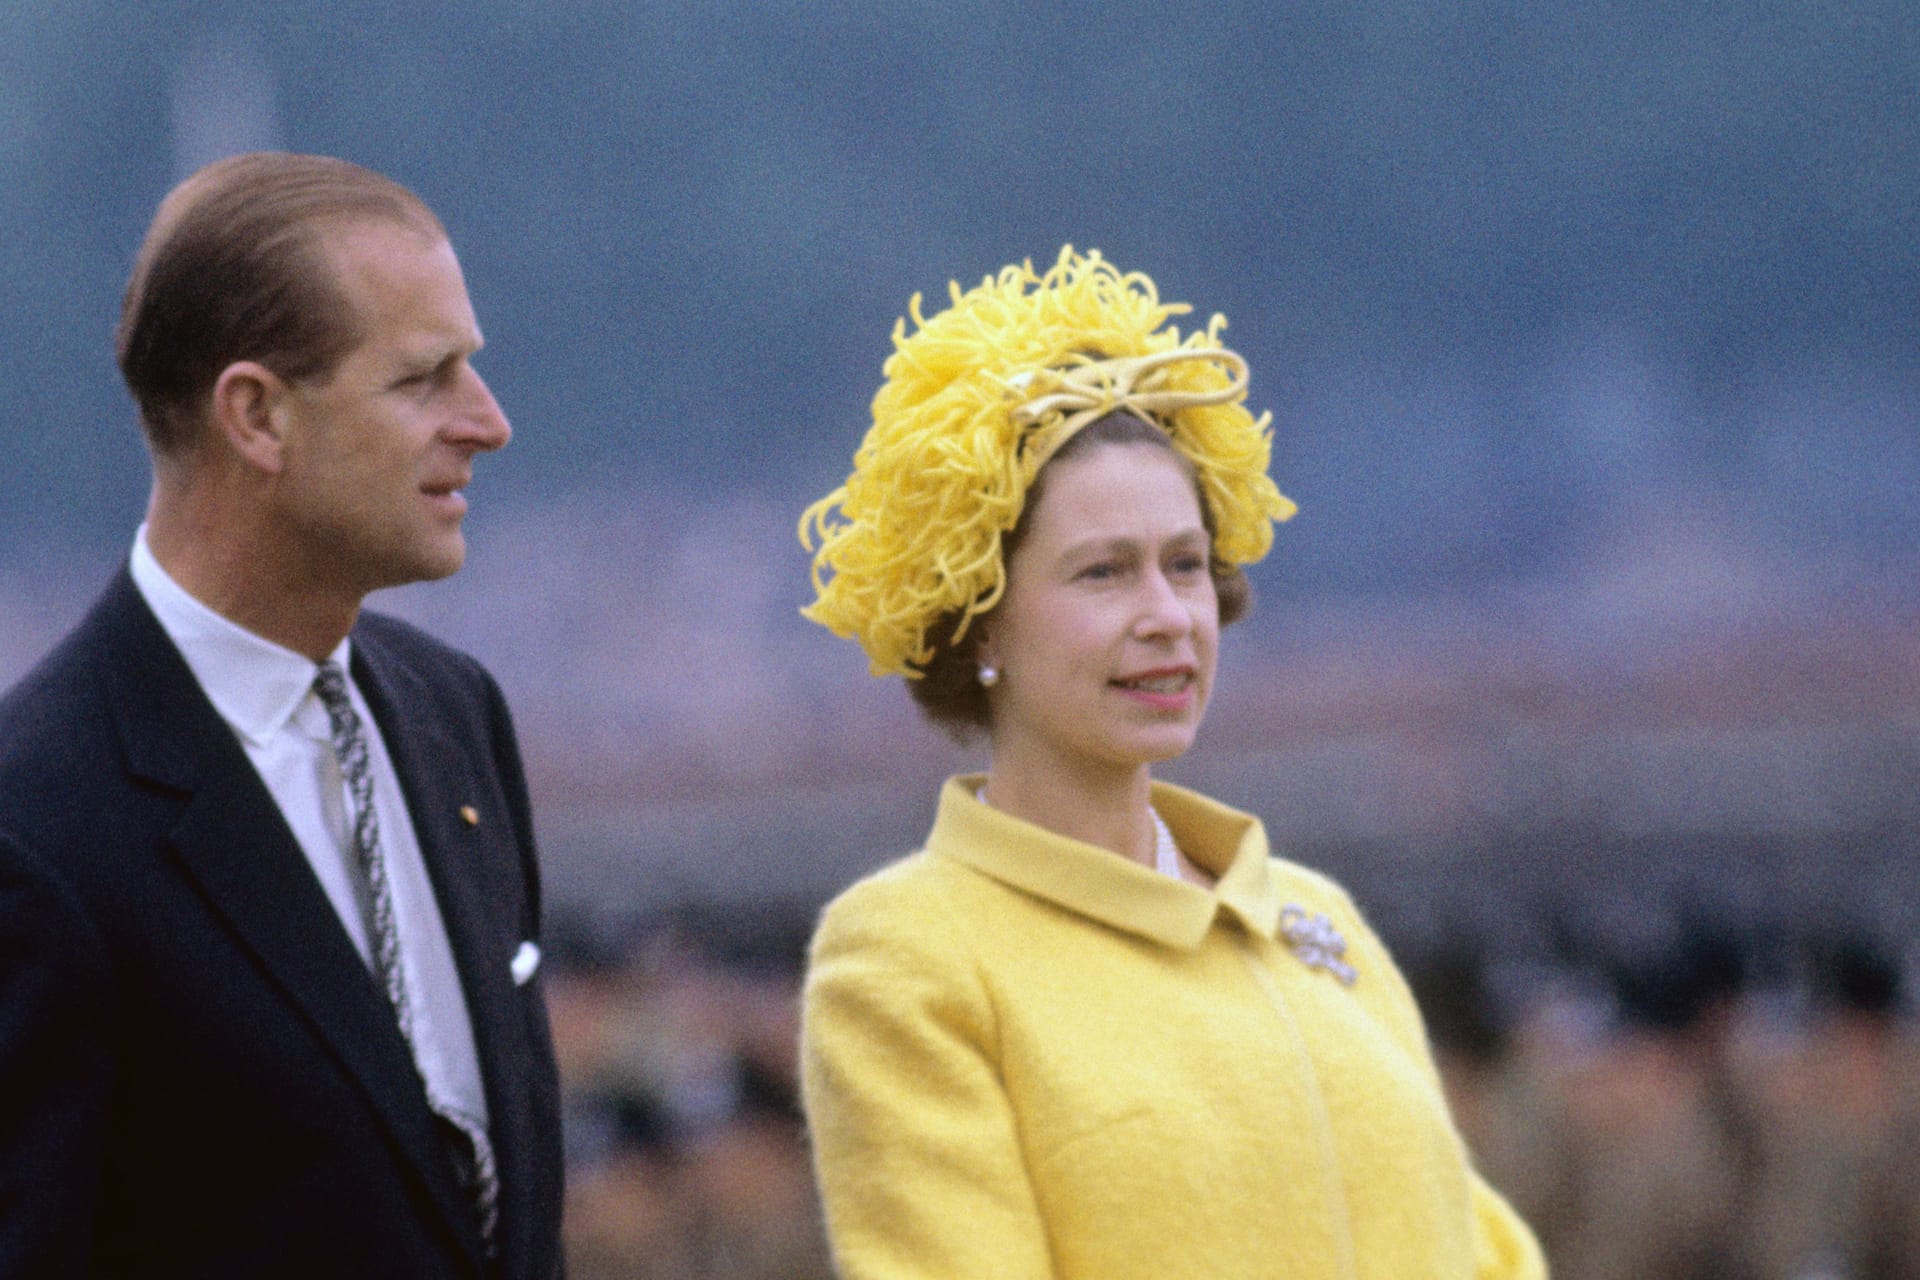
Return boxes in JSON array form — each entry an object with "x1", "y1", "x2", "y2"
[{"x1": 799, "y1": 246, "x2": 1297, "y2": 678}]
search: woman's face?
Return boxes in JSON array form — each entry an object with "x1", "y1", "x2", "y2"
[{"x1": 978, "y1": 441, "x2": 1220, "y2": 781}]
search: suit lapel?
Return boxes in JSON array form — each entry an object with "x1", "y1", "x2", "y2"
[
  {"x1": 353, "y1": 632, "x2": 541, "y2": 1274},
  {"x1": 97, "y1": 575, "x2": 485, "y2": 1267}
]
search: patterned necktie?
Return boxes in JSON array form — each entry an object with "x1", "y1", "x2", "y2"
[{"x1": 312, "y1": 661, "x2": 499, "y2": 1255}]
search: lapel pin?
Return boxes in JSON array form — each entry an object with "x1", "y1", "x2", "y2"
[
  {"x1": 458, "y1": 804, "x2": 480, "y2": 827},
  {"x1": 510, "y1": 941, "x2": 541, "y2": 986}
]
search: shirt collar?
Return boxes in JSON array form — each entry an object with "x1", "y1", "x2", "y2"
[
  {"x1": 924, "y1": 775, "x2": 1284, "y2": 950},
  {"x1": 129, "y1": 524, "x2": 351, "y2": 748}
]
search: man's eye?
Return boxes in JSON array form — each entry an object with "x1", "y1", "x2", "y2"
[{"x1": 398, "y1": 362, "x2": 456, "y2": 392}]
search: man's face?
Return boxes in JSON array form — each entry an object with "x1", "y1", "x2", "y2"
[{"x1": 270, "y1": 220, "x2": 510, "y2": 599}]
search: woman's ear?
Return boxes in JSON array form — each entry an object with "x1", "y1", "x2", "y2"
[
  {"x1": 973, "y1": 623, "x2": 1002, "y2": 688},
  {"x1": 207, "y1": 360, "x2": 292, "y2": 474}
]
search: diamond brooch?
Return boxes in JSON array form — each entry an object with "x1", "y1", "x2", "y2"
[{"x1": 1279, "y1": 905, "x2": 1358, "y2": 986}]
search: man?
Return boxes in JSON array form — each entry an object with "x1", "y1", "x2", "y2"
[{"x1": 0, "y1": 153, "x2": 564, "y2": 1278}]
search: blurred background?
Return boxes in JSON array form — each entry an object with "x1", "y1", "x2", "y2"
[{"x1": 3, "y1": 2, "x2": 1917, "y2": 1275}]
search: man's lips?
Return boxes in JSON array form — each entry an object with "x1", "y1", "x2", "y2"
[{"x1": 421, "y1": 479, "x2": 470, "y2": 515}]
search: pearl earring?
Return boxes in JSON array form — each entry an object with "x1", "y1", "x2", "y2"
[{"x1": 978, "y1": 663, "x2": 1000, "y2": 688}]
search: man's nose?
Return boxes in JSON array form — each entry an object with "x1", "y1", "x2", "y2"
[{"x1": 451, "y1": 366, "x2": 511, "y2": 452}]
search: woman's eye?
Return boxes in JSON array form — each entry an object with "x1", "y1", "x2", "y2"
[{"x1": 1077, "y1": 561, "x2": 1119, "y2": 581}]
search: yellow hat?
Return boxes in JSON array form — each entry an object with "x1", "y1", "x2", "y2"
[{"x1": 799, "y1": 246, "x2": 1296, "y2": 678}]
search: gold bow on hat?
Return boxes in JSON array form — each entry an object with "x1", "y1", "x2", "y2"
[{"x1": 1010, "y1": 346, "x2": 1251, "y2": 469}]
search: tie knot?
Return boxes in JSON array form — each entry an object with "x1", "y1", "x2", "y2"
[
  {"x1": 313, "y1": 659, "x2": 349, "y2": 709},
  {"x1": 312, "y1": 661, "x2": 362, "y2": 749}
]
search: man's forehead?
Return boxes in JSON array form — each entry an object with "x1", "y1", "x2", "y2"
[
  {"x1": 318, "y1": 221, "x2": 479, "y2": 346},
  {"x1": 315, "y1": 217, "x2": 456, "y2": 281}
]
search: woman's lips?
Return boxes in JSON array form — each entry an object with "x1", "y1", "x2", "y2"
[{"x1": 1111, "y1": 667, "x2": 1198, "y2": 708}]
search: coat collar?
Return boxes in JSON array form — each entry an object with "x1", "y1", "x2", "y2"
[
  {"x1": 353, "y1": 630, "x2": 546, "y2": 1275},
  {"x1": 96, "y1": 570, "x2": 490, "y2": 1267},
  {"x1": 924, "y1": 774, "x2": 1284, "y2": 950}
]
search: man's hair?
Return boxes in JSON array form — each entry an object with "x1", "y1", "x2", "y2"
[
  {"x1": 907, "y1": 411, "x2": 1252, "y2": 738},
  {"x1": 116, "y1": 152, "x2": 446, "y2": 454}
]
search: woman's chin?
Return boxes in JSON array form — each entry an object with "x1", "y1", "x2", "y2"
[{"x1": 1116, "y1": 725, "x2": 1202, "y2": 769}]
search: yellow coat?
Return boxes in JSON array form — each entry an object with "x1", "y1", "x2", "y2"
[{"x1": 802, "y1": 776, "x2": 1547, "y2": 1279}]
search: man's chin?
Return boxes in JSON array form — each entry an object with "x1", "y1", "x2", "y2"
[
  {"x1": 414, "y1": 548, "x2": 467, "y2": 584},
  {"x1": 364, "y1": 540, "x2": 467, "y2": 594}
]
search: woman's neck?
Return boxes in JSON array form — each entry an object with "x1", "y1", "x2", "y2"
[{"x1": 979, "y1": 752, "x2": 1157, "y2": 867}]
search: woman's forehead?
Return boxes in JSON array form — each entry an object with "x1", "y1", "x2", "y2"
[{"x1": 1021, "y1": 444, "x2": 1206, "y2": 543}]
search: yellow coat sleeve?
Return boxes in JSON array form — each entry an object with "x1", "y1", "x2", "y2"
[
  {"x1": 1473, "y1": 1175, "x2": 1549, "y2": 1280},
  {"x1": 800, "y1": 867, "x2": 1053, "y2": 1279},
  {"x1": 1313, "y1": 878, "x2": 1548, "y2": 1280}
]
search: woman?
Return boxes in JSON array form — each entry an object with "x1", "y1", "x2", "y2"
[{"x1": 797, "y1": 247, "x2": 1546, "y2": 1278}]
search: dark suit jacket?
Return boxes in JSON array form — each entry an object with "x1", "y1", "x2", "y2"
[{"x1": 0, "y1": 570, "x2": 565, "y2": 1278}]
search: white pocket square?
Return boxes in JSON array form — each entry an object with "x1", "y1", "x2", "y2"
[{"x1": 510, "y1": 941, "x2": 541, "y2": 986}]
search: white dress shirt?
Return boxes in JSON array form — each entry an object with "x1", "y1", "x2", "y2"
[{"x1": 129, "y1": 526, "x2": 489, "y2": 1135}]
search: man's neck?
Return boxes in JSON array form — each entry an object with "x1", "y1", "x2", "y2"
[{"x1": 145, "y1": 491, "x2": 360, "y2": 662}]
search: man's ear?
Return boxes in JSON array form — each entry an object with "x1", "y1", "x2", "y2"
[{"x1": 208, "y1": 361, "x2": 292, "y2": 474}]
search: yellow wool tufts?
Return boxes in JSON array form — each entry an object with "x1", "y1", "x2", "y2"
[{"x1": 799, "y1": 246, "x2": 1297, "y2": 679}]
